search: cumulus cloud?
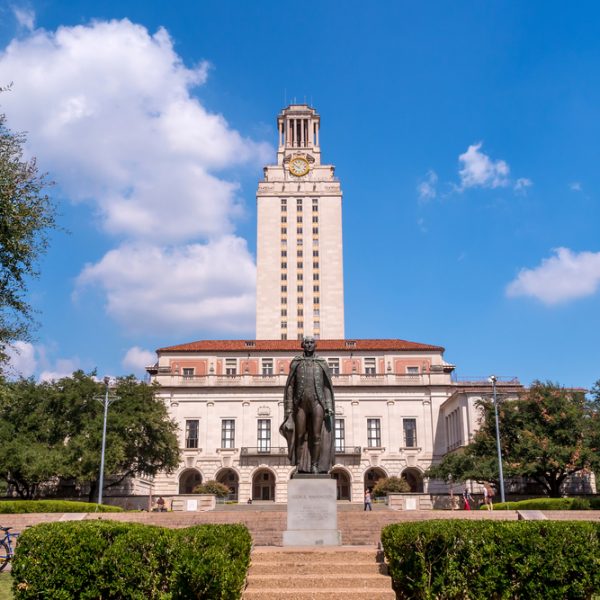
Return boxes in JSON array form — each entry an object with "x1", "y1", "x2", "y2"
[
  {"x1": 417, "y1": 170, "x2": 438, "y2": 202},
  {"x1": 76, "y1": 236, "x2": 256, "y2": 334},
  {"x1": 122, "y1": 346, "x2": 156, "y2": 373},
  {"x1": 5, "y1": 341, "x2": 81, "y2": 380},
  {"x1": 0, "y1": 19, "x2": 272, "y2": 335},
  {"x1": 12, "y1": 6, "x2": 35, "y2": 31},
  {"x1": 506, "y1": 247, "x2": 600, "y2": 305},
  {"x1": 570, "y1": 181, "x2": 582, "y2": 192},
  {"x1": 514, "y1": 177, "x2": 532, "y2": 193},
  {"x1": 5, "y1": 341, "x2": 37, "y2": 377},
  {"x1": 458, "y1": 142, "x2": 510, "y2": 189}
]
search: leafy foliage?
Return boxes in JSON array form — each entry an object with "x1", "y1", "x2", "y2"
[
  {"x1": 0, "y1": 500, "x2": 122, "y2": 513},
  {"x1": 483, "y1": 496, "x2": 600, "y2": 511},
  {"x1": 382, "y1": 520, "x2": 600, "y2": 599},
  {"x1": 372, "y1": 476, "x2": 410, "y2": 495},
  {"x1": 11, "y1": 521, "x2": 251, "y2": 599},
  {"x1": 0, "y1": 100, "x2": 56, "y2": 366},
  {"x1": 192, "y1": 480, "x2": 231, "y2": 497},
  {"x1": 426, "y1": 382, "x2": 599, "y2": 497},
  {"x1": 0, "y1": 372, "x2": 180, "y2": 499}
]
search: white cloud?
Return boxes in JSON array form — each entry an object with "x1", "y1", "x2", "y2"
[
  {"x1": 506, "y1": 247, "x2": 600, "y2": 305},
  {"x1": 39, "y1": 358, "x2": 80, "y2": 382},
  {"x1": 417, "y1": 170, "x2": 438, "y2": 202},
  {"x1": 458, "y1": 142, "x2": 510, "y2": 190},
  {"x1": 5, "y1": 341, "x2": 37, "y2": 377},
  {"x1": 12, "y1": 6, "x2": 35, "y2": 31},
  {"x1": 122, "y1": 346, "x2": 156, "y2": 373},
  {"x1": 0, "y1": 20, "x2": 270, "y2": 244},
  {"x1": 76, "y1": 236, "x2": 256, "y2": 335},
  {"x1": 514, "y1": 177, "x2": 532, "y2": 193},
  {"x1": 570, "y1": 181, "x2": 582, "y2": 192},
  {"x1": 0, "y1": 19, "x2": 272, "y2": 335}
]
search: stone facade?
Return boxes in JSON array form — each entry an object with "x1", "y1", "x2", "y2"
[{"x1": 147, "y1": 339, "x2": 522, "y2": 503}]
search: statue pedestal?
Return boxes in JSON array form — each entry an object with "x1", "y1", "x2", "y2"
[{"x1": 283, "y1": 476, "x2": 341, "y2": 546}]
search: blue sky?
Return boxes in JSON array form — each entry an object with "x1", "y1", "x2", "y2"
[{"x1": 1, "y1": 1, "x2": 599, "y2": 388}]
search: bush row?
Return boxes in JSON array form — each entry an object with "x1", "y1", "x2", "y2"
[
  {"x1": 0, "y1": 500, "x2": 123, "y2": 513},
  {"x1": 11, "y1": 521, "x2": 252, "y2": 599},
  {"x1": 485, "y1": 496, "x2": 600, "y2": 511},
  {"x1": 381, "y1": 520, "x2": 600, "y2": 599}
]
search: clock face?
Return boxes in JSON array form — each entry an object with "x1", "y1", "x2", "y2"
[{"x1": 289, "y1": 157, "x2": 309, "y2": 177}]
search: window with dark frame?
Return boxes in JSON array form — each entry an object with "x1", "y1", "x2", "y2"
[
  {"x1": 257, "y1": 419, "x2": 271, "y2": 452},
  {"x1": 403, "y1": 418, "x2": 417, "y2": 448},
  {"x1": 335, "y1": 419, "x2": 345, "y2": 452},
  {"x1": 367, "y1": 418, "x2": 381, "y2": 447},
  {"x1": 221, "y1": 419, "x2": 235, "y2": 449},
  {"x1": 185, "y1": 419, "x2": 199, "y2": 449}
]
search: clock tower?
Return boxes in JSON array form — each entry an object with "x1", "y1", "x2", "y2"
[{"x1": 256, "y1": 104, "x2": 345, "y2": 340}]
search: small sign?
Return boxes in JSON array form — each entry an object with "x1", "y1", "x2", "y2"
[
  {"x1": 405, "y1": 497, "x2": 417, "y2": 510},
  {"x1": 186, "y1": 499, "x2": 198, "y2": 511}
]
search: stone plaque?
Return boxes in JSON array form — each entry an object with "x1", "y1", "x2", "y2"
[{"x1": 283, "y1": 477, "x2": 341, "y2": 546}]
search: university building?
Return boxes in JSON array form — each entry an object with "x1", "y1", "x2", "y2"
[{"x1": 147, "y1": 104, "x2": 522, "y2": 503}]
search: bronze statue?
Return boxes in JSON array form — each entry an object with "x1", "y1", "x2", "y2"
[{"x1": 279, "y1": 336, "x2": 335, "y2": 474}]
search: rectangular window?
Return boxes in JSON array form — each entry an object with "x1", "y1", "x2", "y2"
[
  {"x1": 281, "y1": 227, "x2": 287, "y2": 234},
  {"x1": 281, "y1": 198, "x2": 287, "y2": 206},
  {"x1": 281, "y1": 333, "x2": 287, "y2": 340},
  {"x1": 185, "y1": 419, "x2": 199, "y2": 449},
  {"x1": 281, "y1": 205, "x2": 287, "y2": 212},
  {"x1": 281, "y1": 321, "x2": 287, "y2": 328},
  {"x1": 298, "y1": 321, "x2": 304, "y2": 328},
  {"x1": 281, "y1": 297, "x2": 287, "y2": 304},
  {"x1": 297, "y1": 273, "x2": 303, "y2": 280},
  {"x1": 313, "y1": 262, "x2": 319, "y2": 268},
  {"x1": 281, "y1": 262, "x2": 287, "y2": 268},
  {"x1": 257, "y1": 419, "x2": 271, "y2": 452},
  {"x1": 221, "y1": 419, "x2": 235, "y2": 449},
  {"x1": 403, "y1": 418, "x2": 417, "y2": 448},
  {"x1": 182, "y1": 367, "x2": 194, "y2": 378},
  {"x1": 312, "y1": 227, "x2": 319, "y2": 234},
  {"x1": 314, "y1": 320, "x2": 320, "y2": 329},
  {"x1": 281, "y1": 273, "x2": 287, "y2": 280},
  {"x1": 297, "y1": 250, "x2": 303, "y2": 257},
  {"x1": 281, "y1": 308, "x2": 287, "y2": 316},
  {"x1": 297, "y1": 296, "x2": 304, "y2": 304},
  {"x1": 297, "y1": 198, "x2": 303, "y2": 205},
  {"x1": 313, "y1": 273, "x2": 319, "y2": 280},
  {"x1": 335, "y1": 419, "x2": 345, "y2": 452},
  {"x1": 281, "y1": 250, "x2": 287, "y2": 257},
  {"x1": 297, "y1": 261, "x2": 303, "y2": 269},
  {"x1": 327, "y1": 358, "x2": 340, "y2": 375},
  {"x1": 313, "y1": 296, "x2": 320, "y2": 304},
  {"x1": 262, "y1": 359, "x2": 273, "y2": 376},
  {"x1": 297, "y1": 216, "x2": 303, "y2": 223},
  {"x1": 297, "y1": 228, "x2": 303, "y2": 234},
  {"x1": 313, "y1": 250, "x2": 319, "y2": 257},
  {"x1": 313, "y1": 285, "x2": 320, "y2": 292},
  {"x1": 314, "y1": 309, "x2": 320, "y2": 316},
  {"x1": 364, "y1": 358, "x2": 376, "y2": 375},
  {"x1": 297, "y1": 285, "x2": 303, "y2": 292},
  {"x1": 406, "y1": 366, "x2": 420, "y2": 375},
  {"x1": 281, "y1": 285, "x2": 287, "y2": 292},
  {"x1": 312, "y1": 215, "x2": 319, "y2": 223},
  {"x1": 225, "y1": 359, "x2": 237, "y2": 376},
  {"x1": 367, "y1": 418, "x2": 381, "y2": 448},
  {"x1": 281, "y1": 216, "x2": 287, "y2": 223}
]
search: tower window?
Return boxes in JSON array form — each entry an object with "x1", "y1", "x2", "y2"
[
  {"x1": 313, "y1": 262, "x2": 319, "y2": 268},
  {"x1": 313, "y1": 285, "x2": 320, "y2": 292},
  {"x1": 281, "y1": 216, "x2": 287, "y2": 223},
  {"x1": 312, "y1": 227, "x2": 319, "y2": 234},
  {"x1": 313, "y1": 273, "x2": 319, "y2": 280},
  {"x1": 281, "y1": 309, "x2": 287, "y2": 316},
  {"x1": 312, "y1": 216, "x2": 318, "y2": 223},
  {"x1": 297, "y1": 273, "x2": 303, "y2": 280},
  {"x1": 281, "y1": 297, "x2": 287, "y2": 304},
  {"x1": 281, "y1": 262, "x2": 287, "y2": 269},
  {"x1": 297, "y1": 216, "x2": 303, "y2": 223},
  {"x1": 281, "y1": 227, "x2": 287, "y2": 234},
  {"x1": 281, "y1": 273, "x2": 287, "y2": 280},
  {"x1": 281, "y1": 321, "x2": 287, "y2": 329},
  {"x1": 281, "y1": 285, "x2": 287, "y2": 292},
  {"x1": 297, "y1": 285, "x2": 303, "y2": 292},
  {"x1": 281, "y1": 250, "x2": 287, "y2": 257},
  {"x1": 297, "y1": 308, "x2": 304, "y2": 316},
  {"x1": 297, "y1": 228, "x2": 303, "y2": 234},
  {"x1": 313, "y1": 250, "x2": 319, "y2": 257},
  {"x1": 297, "y1": 250, "x2": 303, "y2": 257}
]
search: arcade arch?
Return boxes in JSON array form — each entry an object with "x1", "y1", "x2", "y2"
[
  {"x1": 216, "y1": 468, "x2": 239, "y2": 501},
  {"x1": 178, "y1": 468, "x2": 202, "y2": 494},
  {"x1": 402, "y1": 467, "x2": 424, "y2": 493},
  {"x1": 252, "y1": 468, "x2": 276, "y2": 501},
  {"x1": 331, "y1": 467, "x2": 351, "y2": 501},
  {"x1": 364, "y1": 467, "x2": 387, "y2": 491}
]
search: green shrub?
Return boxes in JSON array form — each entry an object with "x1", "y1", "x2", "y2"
[
  {"x1": 192, "y1": 480, "x2": 231, "y2": 497},
  {"x1": 11, "y1": 521, "x2": 251, "y2": 599},
  {"x1": 372, "y1": 476, "x2": 410, "y2": 495},
  {"x1": 382, "y1": 520, "x2": 600, "y2": 599},
  {"x1": 485, "y1": 497, "x2": 593, "y2": 511},
  {"x1": 0, "y1": 500, "x2": 122, "y2": 513}
]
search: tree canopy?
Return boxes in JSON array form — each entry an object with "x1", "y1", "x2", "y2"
[
  {"x1": 426, "y1": 381, "x2": 599, "y2": 497},
  {"x1": 0, "y1": 97, "x2": 56, "y2": 367},
  {"x1": 0, "y1": 372, "x2": 180, "y2": 500}
]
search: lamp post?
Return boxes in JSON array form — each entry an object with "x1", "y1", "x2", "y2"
[
  {"x1": 489, "y1": 375, "x2": 506, "y2": 503},
  {"x1": 97, "y1": 376, "x2": 114, "y2": 506}
]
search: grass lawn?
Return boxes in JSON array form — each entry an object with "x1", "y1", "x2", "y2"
[{"x1": 0, "y1": 572, "x2": 13, "y2": 600}]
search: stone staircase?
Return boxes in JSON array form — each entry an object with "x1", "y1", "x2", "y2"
[{"x1": 242, "y1": 547, "x2": 396, "y2": 600}]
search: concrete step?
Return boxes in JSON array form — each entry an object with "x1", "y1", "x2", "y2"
[
  {"x1": 242, "y1": 589, "x2": 396, "y2": 600},
  {"x1": 249, "y1": 562, "x2": 385, "y2": 575},
  {"x1": 245, "y1": 574, "x2": 392, "y2": 589}
]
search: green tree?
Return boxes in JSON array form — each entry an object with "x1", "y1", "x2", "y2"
[
  {"x1": 372, "y1": 476, "x2": 410, "y2": 496},
  {"x1": 193, "y1": 480, "x2": 231, "y2": 497},
  {"x1": 427, "y1": 382, "x2": 598, "y2": 497},
  {"x1": 0, "y1": 98, "x2": 56, "y2": 366},
  {"x1": 0, "y1": 372, "x2": 180, "y2": 501}
]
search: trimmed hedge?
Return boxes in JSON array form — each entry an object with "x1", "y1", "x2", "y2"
[
  {"x1": 0, "y1": 500, "x2": 123, "y2": 513},
  {"x1": 485, "y1": 497, "x2": 600, "y2": 511},
  {"x1": 382, "y1": 520, "x2": 600, "y2": 599},
  {"x1": 11, "y1": 521, "x2": 252, "y2": 599}
]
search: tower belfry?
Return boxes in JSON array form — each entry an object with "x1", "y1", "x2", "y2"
[{"x1": 256, "y1": 105, "x2": 345, "y2": 340}]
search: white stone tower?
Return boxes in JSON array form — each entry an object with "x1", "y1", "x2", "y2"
[{"x1": 256, "y1": 104, "x2": 345, "y2": 340}]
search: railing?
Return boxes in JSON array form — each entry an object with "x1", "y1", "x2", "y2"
[{"x1": 241, "y1": 447, "x2": 288, "y2": 456}]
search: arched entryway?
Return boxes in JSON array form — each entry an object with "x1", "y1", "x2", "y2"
[
  {"x1": 216, "y1": 468, "x2": 239, "y2": 501},
  {"x1": 364, "y1": 467, "x2": 387, "y2": 492},
  {"x1": 252, "y1": 468, "x2": 276, "y2": 501},
  {"x1": 178, "y1": 468, "x2": 202, "y2": 494},
  {"x1": 331, "y1": 468, "x2": 352, "y2": 501},
  {"x1": 402, "y1": 467, "x2": 424, "y2": 493}
]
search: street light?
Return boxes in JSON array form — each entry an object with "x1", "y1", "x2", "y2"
[
  {"x1": 97, "y1": 376, "x2": 116, "y2": 506},
  {"x1": 489, "y1": 375, "x2": 506, "y2": 503}
]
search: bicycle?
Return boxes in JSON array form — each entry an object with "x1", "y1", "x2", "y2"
[{"x1": 0, "y1": 526, "x2": 19, "y2": 572}]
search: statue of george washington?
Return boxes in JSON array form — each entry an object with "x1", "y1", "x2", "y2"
[{"x1": 279, "y1": 336, "x2": 336, "y2": 474}]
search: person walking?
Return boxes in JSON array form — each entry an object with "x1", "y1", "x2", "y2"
[
  {"x1": 483, "y1": 483, "x2": 495, "y2": 510},
  {"x1": 462, "y1": 487, "x2": 474, "y2": 510},
  {"x1": 364, "y1": 489, "x2": 372, "y2": 511}
]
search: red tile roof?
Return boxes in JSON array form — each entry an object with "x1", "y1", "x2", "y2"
[{"x1": 157, "y1": 338, "x2": 445, "y2": 353}]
